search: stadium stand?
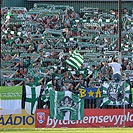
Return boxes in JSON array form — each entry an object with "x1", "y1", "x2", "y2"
[{"x1": 1, "y1": 2, "x2": 133, "y2": 110}]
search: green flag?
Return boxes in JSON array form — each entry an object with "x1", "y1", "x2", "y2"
[
  {"x1": 66, "y1": 49, "x2": 84, "y2": 70},
  {"x1": 50, "y1": 90, "x2": 84, "y2": 120},
  {"x1": 25, "y1": 85, "x2": 41, "y2": 115},
  {"x1": 6, "y1": 11, "x2": 12, "y2": 19},
  {"x1": 41, "y1": 80, "x2": 52, "y2": 103},
  {"x1": 0, "y1": 86, "x2": 22, "y2": 115},
  {"x1": 101, "y1": 81, "x2": 130, "y2": 106}
]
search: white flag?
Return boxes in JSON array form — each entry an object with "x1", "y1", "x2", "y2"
[
  {"x1": 66, "y1": 49, "x2": 84, "y2": 70},
  {"x1": 101, "y1": 81, "x2": 130, "y2": 106},
  {"x1": 25, "y1": 85, "x2": 41, "y2": 115}
]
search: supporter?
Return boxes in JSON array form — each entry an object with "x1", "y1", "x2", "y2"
[
  {"x1": 62, "y1": 71, "x2": 70, "y2": 82},
  {"x1": 121, "y1": 59, "x2": 128, "y2": 70},
  {"x1": 61, "y1": 81, "x2": 69, "y2": 91},
  {"x1": 104, "y1": 68, "x2": 112, "y2": 81},
  {"x1": 108, "y1": 58, "x2": 122, "y2": 82},
  {"x1": 126, "y1": 64, "x2": 132, "y2": 70},
  {"x1": 14, "y1": 61, "x2": 24, "y2": 69},
  {"x1": 96, "y1": 71, "x2": 107, "y2": 83},
  {"x1": 2, "y1": 72, "x2": 14, "y2": 86},
  {"x1": 123, "y1": 8, "x2": 129, "y2": 17},
  {"x1": 88, "y1": 74, "x2": 96, "y2": 87},
  {"x1": 20, "y1": 67, "x2": 27, "y2": 76},
  {"x1": 131, "y1": 9, "x2": 133, "y2": 18},
  {"x1": 62, "y1": 14, "x2": 71, "y2": 28},
  {"x1": 12, "y1": 70, "x2": 24, "y2": 86},
  {"x1": 52, "y1": 79, "x2": 58, "y2": 91}
]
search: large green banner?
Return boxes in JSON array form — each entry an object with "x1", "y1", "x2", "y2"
[{"x1": 50, "y1": 89, "x2": 84, "y2": 120}]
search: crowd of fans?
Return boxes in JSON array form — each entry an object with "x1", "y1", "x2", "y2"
[{"x1": 1, "y1": 4, "x2": 133, "y2": 109}]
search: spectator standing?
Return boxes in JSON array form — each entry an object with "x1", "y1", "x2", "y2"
[{"x1": 108, "y1": 58, "x2": 122, "y2": 82}]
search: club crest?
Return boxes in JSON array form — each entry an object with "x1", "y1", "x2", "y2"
[
  {"x1": 37, "y1": 112, "x2": 45, "y2": 124},
  {"x1": 57, "y1": 96, "x2": 77, "y2": 115},
  {"x1": 107, "y1": 82, "x2": 124, "y2": 102}
]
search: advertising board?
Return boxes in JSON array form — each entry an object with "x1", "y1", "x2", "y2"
[
  {"x1": 0, "y1": 110, "x2": 35, "y2": 128},
  {"x1": 36, "y1": 109, "x2": 133, "y2": 128}
]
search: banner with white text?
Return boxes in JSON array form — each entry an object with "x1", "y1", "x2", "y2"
[{"x1": 36, "y1": 109, "x2": 133, "y2": 128}]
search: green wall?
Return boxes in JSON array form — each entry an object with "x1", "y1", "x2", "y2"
[{"x1": 2, "y1": 0, "x2": 133, "y2": 12}]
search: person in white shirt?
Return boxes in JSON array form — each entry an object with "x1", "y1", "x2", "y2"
[{"x1": 108, "y1": 58, "x2": 122, "y2": 82}]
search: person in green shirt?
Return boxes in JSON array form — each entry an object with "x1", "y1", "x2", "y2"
[{"x1": 26, "y1": 76, "x2": 41, "y2": 87}]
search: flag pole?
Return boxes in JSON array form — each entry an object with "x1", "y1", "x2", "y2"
[
  {"x1": 123, "y1": 80, "x2": 126, "y2": 127},
  {"x1": 118, "y1": 0, "x2": 125, "y2": 127},
  {"x1": 118, "y1": 0, "x2": 122, "y2": 64}
]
